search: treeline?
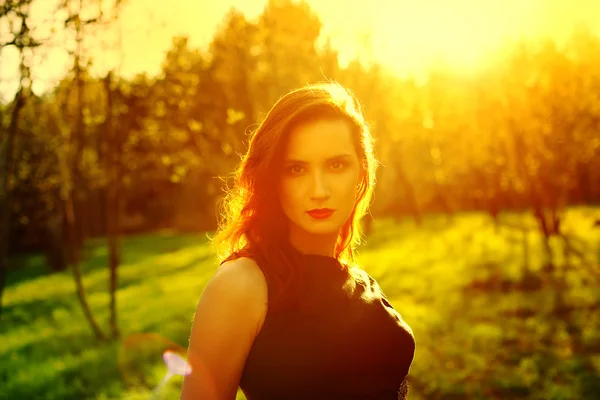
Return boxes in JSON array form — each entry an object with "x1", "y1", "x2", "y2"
[{"x1": 3, "y1": 0, "x2": 600, "y2": 261}]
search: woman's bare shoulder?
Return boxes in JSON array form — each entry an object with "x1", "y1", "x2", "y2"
[
  {"x1": 181, "y1": 257, "x2": 268, "y2": 398},
  {"x1": 208, "y1": 256, "x2": 269, "y2": 322},
  {"x1": 214, "y1": 256, "x2": 267, "y2": 291}
]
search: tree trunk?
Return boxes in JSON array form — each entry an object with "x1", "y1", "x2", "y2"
[
  {"x1": 107, "y1": 187, "x2": 120, "y2": 339},
  {"x1": 0, "y1": 89, "x2": 24, "y2": 324},
  {"x1": 44, "y1": 210, "x2": 68, "y2": 272},
  {"x1": 64, "y1": 0, "x2": 106, "y2": 340},
  {"x1": 104, "y1": 71, "x2": 120, "y2": 339},
  {"x1": 65, "y1": 196, "x2": 106, "y2": 340}
]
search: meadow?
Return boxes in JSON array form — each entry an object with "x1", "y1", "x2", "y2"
[{"x1": 1, "y1": 208, "x2": 599, "y2": 399}]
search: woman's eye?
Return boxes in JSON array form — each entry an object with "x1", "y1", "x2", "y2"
[
  {"x1": 287, "y1": 165, "x2": 305, "y2": 174},
  {"x1": 331, "y1": 161, "x2": 346, "y2": 170}
]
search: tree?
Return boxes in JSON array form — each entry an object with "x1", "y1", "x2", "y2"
[
  {"x1": 0, "y1": 0, "x2": 41, "y2": 323},
  {"x1": 55, "y1": 0, "x2": 128, "y2": 340},
  {"x1": 254, "y1": 0, "x2": 324, "y2": 109}
]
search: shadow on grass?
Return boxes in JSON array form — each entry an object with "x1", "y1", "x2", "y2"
[
  {"x1": 0, "y1": 296, "x2": 74, "y2": 334},
  {"x1": 5, "y1": 253, "x2": 51, "y2": 288},
  {"x1": 3, "y1": 249, "x2": 212, "y2": 343},
  {"x1": 88, "y1": 250, "x2": 214, "y2": 294},
  {"x1": 3, "y1": 328, "x2": 89, "y2": 362},
  {"x1": 5, "y1": 231, "x2": 210, "y2": 290},
  {"x1": 83, "y1": 231, "x2": 210, "y2": 276}
]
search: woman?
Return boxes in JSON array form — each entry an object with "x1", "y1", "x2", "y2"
[{"x1": 180, "y1": 82, "x2": 415, "y2": 400}]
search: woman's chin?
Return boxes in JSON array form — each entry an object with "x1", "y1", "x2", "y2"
[{"x1": 300, "y1": 223, "x2": 341, "y2": 236}]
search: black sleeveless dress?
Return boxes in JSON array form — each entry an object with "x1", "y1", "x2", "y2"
[{"x1": 238, "y1": 254, "x2": 416, "y2": 400}]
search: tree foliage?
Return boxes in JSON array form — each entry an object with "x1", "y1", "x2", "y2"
[{"x1": 4, "y1": 0, "x2": 599, "y2": 277}]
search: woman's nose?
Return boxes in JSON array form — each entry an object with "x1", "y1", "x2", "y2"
[{"x1": 309, "y1": 171, "x2": 331, "y2": 200}]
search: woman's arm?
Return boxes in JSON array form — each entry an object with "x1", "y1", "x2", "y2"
[{"x1": 180, "y1": 257, "x2": 268, "y2": 400}]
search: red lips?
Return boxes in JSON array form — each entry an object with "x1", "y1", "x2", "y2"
[{"x1": 306, "y1": 208, "x2": 335, "y2": 219}]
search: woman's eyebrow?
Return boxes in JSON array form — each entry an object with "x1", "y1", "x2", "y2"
[
  {"x1": 284, "y1": 154, "x2": 354, "y2": 164},
  {"x1": 326, "y1": 154, "x2": 353, "y2": 162}
]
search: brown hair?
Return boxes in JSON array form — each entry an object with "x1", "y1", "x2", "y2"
[{"x1": 211, "y1": 82, "x2": 378, "y2": 312}]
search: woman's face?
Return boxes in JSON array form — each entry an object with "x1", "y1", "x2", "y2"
[{"x1": 279, "y1": 118, "x2": 361, "y2": 238}]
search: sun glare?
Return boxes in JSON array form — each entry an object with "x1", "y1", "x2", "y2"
[
  {"x1": 1, "y1": 0, "x2": 599, "y2": 99},
  {"x1": 343, "y1": 0, "x2": 537, "y2": 76}
]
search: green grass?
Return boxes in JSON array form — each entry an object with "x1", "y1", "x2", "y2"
[
  {"x1": 1, "y1": 208, "x2": 600, "y2": 399},
  {"x1": 1, "y1": 231, "x2": 215, "y2": 400}
]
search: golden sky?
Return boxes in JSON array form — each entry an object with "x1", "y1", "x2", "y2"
[
  {"x1": 111, "y1": 0, "x2": 600, "y2": 75},
  {"x1": 1, "y1": 0, "x2": 599, "y2": 100}
]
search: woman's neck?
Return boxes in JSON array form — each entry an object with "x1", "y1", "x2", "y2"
[{"x1": 288, "y1": 226, "x2": 338, "y2": 257}]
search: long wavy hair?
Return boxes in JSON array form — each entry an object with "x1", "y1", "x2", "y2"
[{"x1": 211, "y1": 82, "x2": 378, "y2": 312}]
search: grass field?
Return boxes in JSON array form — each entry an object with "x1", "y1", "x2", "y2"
[{"x1": 1, "y1": 208, "x2": 599, "y2": 399}]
